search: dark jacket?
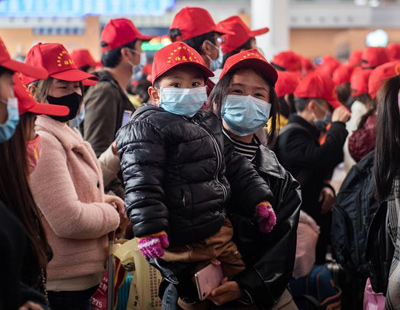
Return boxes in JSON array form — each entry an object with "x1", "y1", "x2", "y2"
[
  {"x1": 83, "y1": 70, "x2": 135, "y2": 198},
  {"x1": 83, "y1": 70, "x2": 135, "y2": 156},
  {"x1": 275, "y1": 115, "x2": 347, "y2": 218},
  {"x1": 229, "y1": 146, "x2": 301, "y2": 309},
  {"x1": 0, "y1": 200, "x2": 48, "y2": 310},
  {"x1": 116, "y1": 105, "x2": 273, "y2": 246}
]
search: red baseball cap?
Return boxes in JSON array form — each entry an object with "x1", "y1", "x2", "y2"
[
  {"x1": 368, "y1": 61, "x2": 400, "y2": 99},
  {"x1": 332, "y1": 64, "x2": 354, "y2": 86},
  {"x1": 21, "y1": 43, "x2": 98, "y2": 85},
  {"x1": 0, "y1": 37, "x2": 48, "y2": 80},
  {"x1": 316, "y1": 56, "x2": 340, "y2": 77},
  {"x1": 170, "y1": 7, "x2": 233, "y2": 42},
  {"x1": 388, "y1": 43, "x2": 400, "y2": 61},
  {"x1": 350, "y1": 67, "x2": 372, "y2": 97},
  {"x1": 271, "y1": 51, "x2": 302, "y2": 72},
  {"x1": 101, "y1": 18, "x2": 154, "y2": 51},
  {"x1": 361, "y1": 47, "x2": 390, "y2": 69},
  {"x1": 220, "y1": 49, "x2": 278, "y2": 86},
  {"x1": 217, "y1": 16, "x2": 269, "y2": 54},
  {"x1": 301, "y1": 57, "x2": 315, "y2": 74},
  {"x1": 348, "y1": 50, "x2": 363, "y2": 68},
  {"x1": 294, "y1": 72, "x2": 341, "y2": 108},
  {"x1": 151, "y1": 42, "x2": 214, "y2": 86},
  {"x1": 70, "y1": 49, "x2": 97, "y2": 69},
  {"x1": 13, "y1": 74, "x2": 69, "y2": 116},
  {"x1": 275, "y1": 71, "x2": 300, "y2": 97}
]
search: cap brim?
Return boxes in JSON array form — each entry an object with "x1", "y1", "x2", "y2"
[
  {"x1": 51, "y1": 68, "x2": 98, "y2": 82},
  {"x1": 249, "y1": 27, "x2": 269, "y2": 37},
  {"x1": 83, "y1": 79, "x2": 98, "y2": 86},
  {"x1": 327, "y1": 98, "x2": 342, "y2": 109},
  {"x1": 137, "y1": 34, "x2": 155, "y2": 42},
  {"x1": 29, "y1": 102, "x2": 70, "y2": 117},
  {"x1": 214, "y1": 24, "x2": 235, "y2": 36},
  {"x1": 227, "y1": 58, "x2": 278, "y2": 85},
  {"x1": 154, "y1": 62, "x2": 214, "y2": 85},
  {"x1": 2, "y1": 58, "x2": 48, "y2": 80}
]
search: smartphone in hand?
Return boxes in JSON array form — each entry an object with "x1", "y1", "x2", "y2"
[{"x1": 194, "y1": 263, "x2": 223, "y2": 301}]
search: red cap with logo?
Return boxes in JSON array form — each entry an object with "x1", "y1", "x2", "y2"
[
  {"x1": 275, "y1": 71, "x2": 300, "y2": 97},
  {"x1": 388, "y1": 43, "x2": 400, "y2": 61},
  {"x1": 70, "y1": 49, "x2": 97, "y2": 69},
  {"x1": 217, "y1": 16, "x2": 269, "y2": 54},
  {"x1": 13, "y1": 74, "x2": 69, "y2": 116},
  {"x1": 348, "y1": 50, "x2": 363, "y2": 68},
  {"x1": 350, "y1": 67, "x2": 372, "y2": 97},
  {"x1": 220, "y1": 49, "x2": 278, "y2": 86},
  {"x1": 361, "y1": 47, "x2": 390, "y2": 69},
  {"x1": 368, "y1": 61, "x2": 400, "y2": 99},
  {"x1": 151, "y1": 42, "x2": 214, "y2": 86},
  {"x1": 294, "y1": 72, "x2": 341, "y2": 108},
  {"x1": 101, "y1": 18, "x2": 154, "y2": 51},
  {"x1": 0, "y1": 36, "x2": 48, "y2": 80},
  {"x1": 271, "y1": 51, "x2": 302, "y2": 72},
  {"x1": 332, "y1": 64, "x2": 354, "y2": 86},
  {"x1": 21, "y1": 43, "x2": 98, "y2": 85},
  {"x1": 170, "y1": 7, "x2": 233, "y2": 42}
]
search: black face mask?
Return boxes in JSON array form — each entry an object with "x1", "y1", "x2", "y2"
[{"x1": 47, "y1": 92, "x2": 82, "y2": 123}]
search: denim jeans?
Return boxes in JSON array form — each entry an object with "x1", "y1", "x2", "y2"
[{"x1": 47, "y1": 285, "x2": 98, "y2": 310}]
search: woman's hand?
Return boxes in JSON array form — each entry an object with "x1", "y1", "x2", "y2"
[
  {"x1": 18, "y1": 301, "x2": 45, "y2": 310},
  {"x1": 207, "y1": 278, "x2": 244, "y2": 306},
  {"x1": 106, "y1": 195, "x2": 130, "y2": 238}
]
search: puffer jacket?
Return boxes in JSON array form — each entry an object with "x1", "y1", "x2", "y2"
[{"x1": 116, "y1": 105, "x2": 273, "y2": 246}]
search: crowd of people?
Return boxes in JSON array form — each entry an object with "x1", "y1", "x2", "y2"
[{"x1": 1, "y1": 5, "x2": 400, "y2": 310}]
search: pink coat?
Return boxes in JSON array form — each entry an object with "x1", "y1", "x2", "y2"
[{"x1": 30, "y1": 116, "x2": 120, "y2": 281}]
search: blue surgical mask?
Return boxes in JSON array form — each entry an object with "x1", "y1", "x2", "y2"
[
  {"x1": 69, "y1": 105, "x2": 85, "y2": 129},
  {"x1": 0, "y1": 97, "x2": 20, "y2": 143},
  {"x1": 160, "y1": 87, "x2": 207, "y2": 118},
  {"x1": 313, "y1": 109, "x2": 332, "y2": 132},
  {"x1": 206, "y1": 41, "x2": 223, "y2": 71},
  {"x1": 222, "y1": 95, "x2": 271, "y2": 137}
]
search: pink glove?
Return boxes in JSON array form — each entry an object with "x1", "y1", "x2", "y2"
[
  {"x1": 137, "y1": 231, "x2": 169, "y2": 259},
  {"x1": 256, "y1": 201, "x2": 277, "y2": 234}
]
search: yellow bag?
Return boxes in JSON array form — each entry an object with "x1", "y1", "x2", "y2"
[{"x1": 113, "y1": 239, "x2": 162, "y2": 310}]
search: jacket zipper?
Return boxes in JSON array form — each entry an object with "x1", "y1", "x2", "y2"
[{"x1": 190, "y1": 118, "x2": 228, "y2": 202}]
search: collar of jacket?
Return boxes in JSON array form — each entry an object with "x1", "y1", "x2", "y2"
[
  {"x1": 289, "y1": 113, "x2": 320, "y2": 140},
  {"x1": 35, "y1": 115, "x2": 92, "y2": 153},
  {"x1": 255, "y1": 145, "x2": 286, "y2": 180},
  {"x1": 93, "y1": 69, "x2": 131, "y2": 101}
]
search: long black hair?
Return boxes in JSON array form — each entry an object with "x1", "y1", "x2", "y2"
[
  {"x1": 374, "y1": 76, "x2": 400, "y2": 199},
  {"x1": 208, "y1": 67, "x2": 279, "y2": 145}
]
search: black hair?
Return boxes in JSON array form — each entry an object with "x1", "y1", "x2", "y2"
[
  {"x1": 79, "y1": 65, "x2": 91, "y2": 73},
  {"x1": 128, "y1": 78, "x2": 152, "y2": 103},
  {"x1": 101, "y1": 40, "x2": 138, "y2": 68},
  {"x1": 208, "y1": 68, "x2": 280, "y2": 145},
  {"x1": 169, "y1": 29, "x2": 217, "y2": 56},
  {"x1": 374, "y1": 76, "x2": 400, "y2": 199},
  {"x1": 293, "y1": 97, "x2": 328, "y2": 113},
  {"x1": 279, "y1": 96, "x2": 292, "y2": 119},
  {"x1": 0, "y1": 66, "x2": 14, "y2": 77},
  {"x1": 221, "y1": 38, "x2": 255, "y2": 68},
  {"x1": 336, "y1": 82, "x2": 351, "y2": 107}
]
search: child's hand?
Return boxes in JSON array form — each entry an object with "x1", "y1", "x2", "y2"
[
  {"x1": 138, "y1": 231, "x2": 169, "y2": 259},
  {"x1": 255, "y1": 201, "x2": 276, "y2": 234}
]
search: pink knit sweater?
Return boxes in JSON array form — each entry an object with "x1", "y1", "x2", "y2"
[{"x1": 30, "y1": 116, "x2": 120, "y2": 281}]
